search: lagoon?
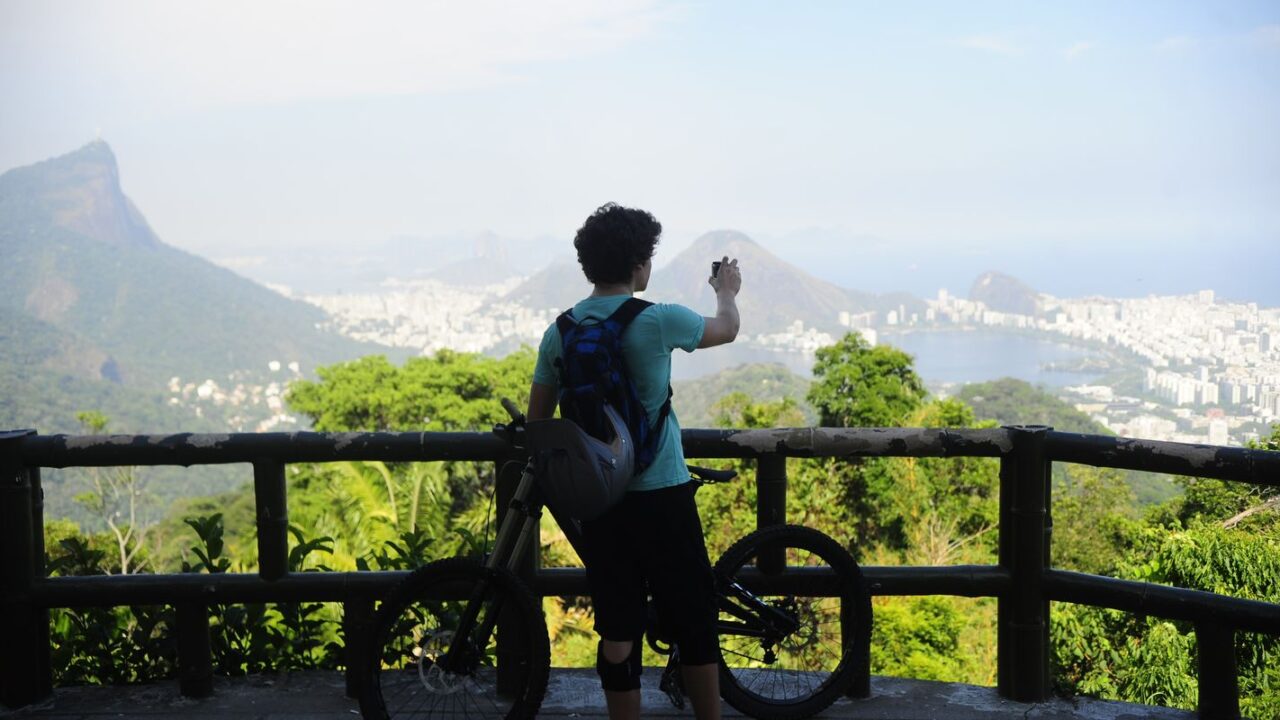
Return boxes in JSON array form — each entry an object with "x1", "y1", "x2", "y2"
[
  {"x1": 672, "y1": 329, "x2": 1106, "y2": 388},
  {"x1": 882, "y1": 329, "x2": 1104, "y2": 389}
]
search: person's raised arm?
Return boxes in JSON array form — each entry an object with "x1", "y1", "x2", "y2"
[
  {"x1": 527, "y1": 382, "x2": 557, "y2": 420},
  {"x1": 698, "y1": 255, "x2": 742, "y2": 348}
]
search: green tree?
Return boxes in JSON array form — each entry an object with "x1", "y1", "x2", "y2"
[
  {"x1": 1053, "y1": 424, "x2": 1280, "y2": 718},
  {"x1": 280, "y1": 348, "x2": 538, "y2": 568},
  {"x1": 286, "y1": 348, "x2": 535, "y2": 432},
  {"x1": 807, "y1": 333, "x2": 925, "y2": 428},
  {"x1": 856, "y1": 399, "x2": 1000, "y2": 561},
  {"x1": 71, "y1": 411, "x2": 152, "y2": 574},
  {"x1": 1052, "y1": 465, "x2": 1136, "y2": 575},
  {"x1": 804, "y1": 337, "x2": 1001, "y2": 687}
]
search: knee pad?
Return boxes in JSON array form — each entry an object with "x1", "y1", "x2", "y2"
[{"x1": 596, "y1": 639, "x2": 642, "y2": 692}]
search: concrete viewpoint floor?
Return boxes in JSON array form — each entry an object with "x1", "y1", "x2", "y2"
[{"x1": 1, "y1": 670, "x2": 1196, "y2": 719}]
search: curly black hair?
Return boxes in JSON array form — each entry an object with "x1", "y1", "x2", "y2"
[{"x1": 573, "y1": 203, "x2": 662, "y2": 285}]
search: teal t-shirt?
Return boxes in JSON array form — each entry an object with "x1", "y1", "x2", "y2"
[{"x1": 533, "y1": 295, "x2": 705, "y2": 492}]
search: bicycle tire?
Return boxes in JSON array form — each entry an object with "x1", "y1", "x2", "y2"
[
  {"x1": 714, "y1": 524, "x2": 871, "y2": 720},
  {"x1": 360, "y1": 557, "x2": 550, "y2": 720}
]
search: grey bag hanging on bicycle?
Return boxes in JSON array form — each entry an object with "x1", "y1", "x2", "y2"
[
  {"x1": 529, "y1": 298, "x2": 670, "y2": 520},
  {"x1": 525, "y1": 404, "x2": 634, "y2": 521}
]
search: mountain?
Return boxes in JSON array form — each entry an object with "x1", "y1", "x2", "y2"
[
  {"x1": 424, "y1": 255, "x2": 521, "y2": 286},
  {"x1": 671, "y1": 362, "x2": 815, "y2": 427},
  {"x1": 955, "y1": 378, "x2": 1107, "y2": 435},
  {"x1": 955, "y1": 378, "x2": 1177, "y2": 506},
  {"x1": 970, "y1": 271, "x2": 1039, "y2": 316},
  {"x1": 503, "y1": 230, "x2": 925, "y2": 333},
  {"x1": 502, "y1": 258, "x2": 594, "y2": 311},
  {"x1": 0, "y1": 141, "x2": 382, "y2": 431}
]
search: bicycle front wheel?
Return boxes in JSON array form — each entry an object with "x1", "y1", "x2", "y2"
[
  {"x1": 360, "y1": 557, "x2": 549, "y2": 720},
  {"x1": 714, "y1": 525, "x2": 871, "y2": 720}
]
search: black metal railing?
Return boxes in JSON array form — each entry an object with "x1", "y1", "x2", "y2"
[{"x1": 1, "y1": 425, "x2": 1277, "y2": 718}]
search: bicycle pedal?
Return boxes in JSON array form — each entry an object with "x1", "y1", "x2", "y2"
[{"x1": 658, "y1": 663, "x2": 686, "y2": 709}]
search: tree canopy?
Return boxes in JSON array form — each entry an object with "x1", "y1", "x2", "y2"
[
  {"x1": 807, "y1": 332, "x2": 925, "y2": 428},
  {"x1": 286, "y1": 348, "x2": 535, "y2": 432}
]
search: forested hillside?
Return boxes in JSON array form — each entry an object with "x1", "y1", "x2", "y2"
[
  {"x1": 958, "y1": 378, "x2": 1179, "y2": 505},
  {"x1": 0, "y1": 142, "x2": 383, "y2": 433},
  {"x1": 671, "y1": 362, "x2": 815, "y2": 427},
  {"x1": 956, "y1": 377, "x2": 1108, "y2": 434}
]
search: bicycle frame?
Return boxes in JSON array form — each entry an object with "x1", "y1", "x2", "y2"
[
  {"x1": 366, "y1": 408, "x2": 865, "y2": 719},
  {"x1": 437, "y1": 460, "x2": 548, "y2": 675},
  {"x1": 444, "y1": 427, "x2": 826, "y2": 691},
  {"x1": 717, "y1": 579, "x2": 802, "y2": 641}
]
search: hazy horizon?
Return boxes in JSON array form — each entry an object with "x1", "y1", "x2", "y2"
[{"x1": 3, "y1": 1, "x2": 1278, "y2": 303}]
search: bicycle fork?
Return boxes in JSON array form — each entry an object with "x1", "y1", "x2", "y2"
[{"x1": 717, "y1": 576, "x2": 802, "y2": 663}]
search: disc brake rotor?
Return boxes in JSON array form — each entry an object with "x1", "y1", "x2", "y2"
[{"x1": 415, "y1": 630, "x2": 472, "y2": 694}]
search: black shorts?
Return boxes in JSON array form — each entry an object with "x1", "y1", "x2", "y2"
[{"x1": 578, "y1": 481, "x2": 719, "y2": 666}]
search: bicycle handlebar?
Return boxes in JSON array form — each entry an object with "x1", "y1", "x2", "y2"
[
  {"x1": 500, "y1": 397, "x2": 526, "y2": 424},
  {"x1": 493, "y1": 398, "x2": 528, "y2": 449}
]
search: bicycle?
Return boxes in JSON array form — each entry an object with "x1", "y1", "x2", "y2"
[{"x1": 359, "y1": 398, "x2": 872, "y2": 719}]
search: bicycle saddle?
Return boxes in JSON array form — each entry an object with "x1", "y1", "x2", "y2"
[{"x1": 687, "y1": 465, "x2": 737, "y2": 483}]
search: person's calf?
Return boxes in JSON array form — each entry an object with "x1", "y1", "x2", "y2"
[{"x1": 681, "y1": 662, "x2": 722, "y2": 720}]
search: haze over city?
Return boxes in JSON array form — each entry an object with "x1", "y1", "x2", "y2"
[{"x1": 3, "y1": 1, "x2": 1279, "y2": 302}]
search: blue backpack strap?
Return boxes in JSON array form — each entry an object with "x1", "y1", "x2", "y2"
[
  {"x1": 555, "y1": 308, "x2": 578, "y2": 337},
  {"x1": 601, "y1": 298, "x2": 674, "y2": 469}
]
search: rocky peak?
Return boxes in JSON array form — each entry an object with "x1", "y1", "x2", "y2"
[{"x1": 0, "y1": 140, "x2": 161, "y2": 249}]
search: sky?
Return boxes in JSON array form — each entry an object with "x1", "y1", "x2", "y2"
[{"x1": 2, "y1": 1, "x2": 1279, "y2": 300}]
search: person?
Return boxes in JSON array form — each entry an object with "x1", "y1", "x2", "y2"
[{"x1": 527, "y1": 203, "x2": 742, "y2": 720}]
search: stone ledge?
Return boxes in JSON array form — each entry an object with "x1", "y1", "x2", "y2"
[{"x1": 1, "y1": 669, "x2": 1197, "y2": 719}]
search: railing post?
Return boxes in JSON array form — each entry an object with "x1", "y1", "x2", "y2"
[
  {"x1": 0, "y1": 430, "x2": 48, "y2": 709},
  {"x1": 843, "y1": 596, "x2": 872, "y2": 699},
  {"x1": 344, "y1": 596, "x2": 376, "y2": 699},
  {"x1": 756, "y1": 453, "x2": 787, "y2": 575},
  {"x1": 496, "y1": 460, "x2": 532, "y2": 697},
  {"x1": 1196, "y1": 622, "x2": 1240, "y2": 719},
  {"x1": 253, "y1": 461, "x2": 288, "y2": 581},
  {"x1": 29, "y1": 466, "x2": 52, "y2": 700},
  {"x1": 175, "y1": 602, "x2": 213, "y2": 698},
  {"x1": 997, "y1": 425, "x2": 1051, "y2": 703}
]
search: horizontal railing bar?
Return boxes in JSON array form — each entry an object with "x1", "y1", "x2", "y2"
[
  {"x1": 23, "y1": 429, "x2": 1280, "y2": 478},
  {"x1": 19, "y1": 432, "x2": 522, "y2": 468},
  {"x1": 30, "y1": 565, "x2": 1010, "y2": 607},
  {"x1": 1045, "y1": 431, "x2": 1280, "y2": 487},
  {"x1": 863, "y1": 565, "x2": 1012, "y2": 597},
  {"x1": 28, "y1": 571, "x2": 409, "y2": 606},
  {"x1": 513, "y1": 565, "x2": 1014, "y2": 598},
  {"x1": 25, "y1": 568, "x2": 1280, "y2": 638},
  {"x1": 18, "y1": 427, "x2": 1016, "y2": 468},
  {"x1": 682, "y1": 428, "x2": 1013, "y2": 459},
  {"x1": 1045, "y1": 570, "x2": 1280, "y2": 635}
]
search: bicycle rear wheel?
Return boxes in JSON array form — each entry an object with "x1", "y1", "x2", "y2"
[
  {"x1": 360, "y1": 557, "x2": 549, "y2": 720},
  {"x1": 714, "y1": 524, "x2": 871, "y2": 720}
]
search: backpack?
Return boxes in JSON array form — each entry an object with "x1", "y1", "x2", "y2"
[{"x1": 524, "y1": 298, "x2": 672, "y2": 521}]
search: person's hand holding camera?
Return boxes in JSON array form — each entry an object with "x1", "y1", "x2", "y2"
[{"x1": 709, "y1": 256, "x2": 741, "y2": 297}]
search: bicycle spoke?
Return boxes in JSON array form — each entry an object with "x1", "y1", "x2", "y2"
[
  {"x1": 715, "y1": 526, "x2": 868, "y2": 717},
  {"x1": 363, "y1": 558, "x2": 548, "y2": 720}
]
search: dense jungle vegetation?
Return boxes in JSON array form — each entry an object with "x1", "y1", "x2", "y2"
[{"x1": 43, "y1": 335, "x2": 1280, "y2": 717}]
